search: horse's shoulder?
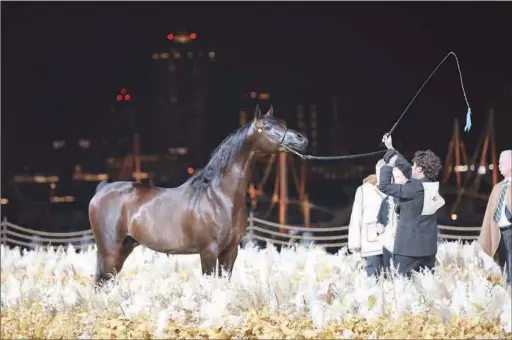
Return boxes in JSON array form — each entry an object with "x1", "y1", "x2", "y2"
[
  {"x1": 131, "y1": 183, "x2": 167, "y2": 204},
  {"x1": 132, "y1": 182, "x2": 154, "y2": 190}
]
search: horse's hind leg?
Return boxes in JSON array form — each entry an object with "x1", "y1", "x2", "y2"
[{"x1": 91, "y1": 208, "x2": 136, "y2": 288}]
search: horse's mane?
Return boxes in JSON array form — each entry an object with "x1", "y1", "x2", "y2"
[{"x1": 187, "y1": 123, "x2": 252, "y2": 197}]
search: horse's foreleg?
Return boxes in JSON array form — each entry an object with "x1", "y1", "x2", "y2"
[
  {"x1": 199, "y1": 245, "x2": 218, "y2": 277},
  {"x1": 218, "y1": 242, "x2": 239, "y2": 280}
]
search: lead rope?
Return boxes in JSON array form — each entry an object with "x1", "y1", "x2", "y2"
[
  {"x1": 282, "y1": 144, "x2": 386, "y2": 160},
  {"x1": 286, "y1": 51, "x2": 472, "y2": 161}
]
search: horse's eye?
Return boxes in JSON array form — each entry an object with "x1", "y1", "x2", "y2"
[{"x1": 264, "y1": 124, "x2": 273, "y2": 131}]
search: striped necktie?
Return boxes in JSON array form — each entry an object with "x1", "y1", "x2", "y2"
[{"x1": 494, "y1": 180, "x2": 509, "y2": 223}]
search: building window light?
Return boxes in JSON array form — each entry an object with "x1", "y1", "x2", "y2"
[
  {"x1": 187, "y1": 52, "x2": 194, "y2": 58},
  {"x1": 78, "y1": 139, "x2": 90, "y2": 149},
  {"x1": 168, "y1": 147, "x2": 188, "y2": 155},
  {"x1": 53, "y1": 140, "x2": 66, "y2": 149},
  {"x1": 259, "y1": 92, "x2": 270, "y2": 100},
  {"x1": 152, "y1": 53, "x2": 159, "y2": 60},
  {"x1": 160, "y1": 53, "x2": 169, "y2": 59}
]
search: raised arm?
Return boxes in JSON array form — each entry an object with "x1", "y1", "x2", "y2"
[
  {"x1": 381, "y1": 134, "x2": 412, "y2": 179},
  {"x1": 378, "y1": 165, "x2": 418, "y2": 200},
  {"x1": 384, "y1": 149, "x2": 412, "y2": 179},
  {"x1": 393, "y1": 151, "x2": 412, "y2": 179}
]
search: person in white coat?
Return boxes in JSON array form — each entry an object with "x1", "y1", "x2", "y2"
[{"x1": 348, "y1": 163, "x2": 388, "y2": 276}]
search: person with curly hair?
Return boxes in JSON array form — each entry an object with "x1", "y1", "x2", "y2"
[{"x1": 377, "y1": 134, "x2": 445, "y2": 277}]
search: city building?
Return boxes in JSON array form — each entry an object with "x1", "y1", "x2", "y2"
[
  {"x1": 149, "y1": 31, "x2": 217, "y2": 165},
  {"x1": 238, "y1": 81, "x2": 271, "y2": 127}
]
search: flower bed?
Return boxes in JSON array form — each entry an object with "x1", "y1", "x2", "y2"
[{"x1": 1, "y1": 241, "x2": 511, "y2": 339}]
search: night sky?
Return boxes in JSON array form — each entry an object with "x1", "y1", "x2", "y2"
[{"x1": 2, "y1": 1, "x2": 512, "y2": 173}]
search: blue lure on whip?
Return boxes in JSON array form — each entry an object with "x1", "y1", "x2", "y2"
[{"x1": 387, "y1": 51, "x2": 473, "y2": 136}]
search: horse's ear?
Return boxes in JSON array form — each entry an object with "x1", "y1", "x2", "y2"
[
  {"x1": 254, "y1": 105, "x2": 262, "y2": 120},
  {"x1": 265, "y1": 105, "x2": 274, "y2": 117}
]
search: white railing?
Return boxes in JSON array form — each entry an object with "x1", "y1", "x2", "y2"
[
  {"x1": 0, "y1": 218, "x2": 95, "y2": 250},
  {"x1": 0, "y1": 214, "x2": 482, "y2": 250},
  {"x1": 243, "y1": 213, "x2": 481, "y2": 248}
]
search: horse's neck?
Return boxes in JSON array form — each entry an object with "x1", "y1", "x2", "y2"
[{"x1": 220, "y1": 148, "x2": 256, "y2": 199}]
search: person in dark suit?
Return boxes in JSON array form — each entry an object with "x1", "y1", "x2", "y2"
[{"x1": 378, "y1": 134, "x2": 445, "y2": 277}]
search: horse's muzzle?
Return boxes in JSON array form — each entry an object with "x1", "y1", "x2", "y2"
[{"x1": 283, "y1": 131, "x2": 308, "y2": 152}]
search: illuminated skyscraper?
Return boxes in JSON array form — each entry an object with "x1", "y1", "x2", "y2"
[{"x1": 149, "y1": 31, "x2": 216, "y2": 164}]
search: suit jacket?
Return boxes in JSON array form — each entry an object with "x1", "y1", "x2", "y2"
[
  {"x1": 378, "y1": 151, "x2": 441, "y2": 257},
  {"x1": 479, "y1": 179, "x2": 512, "y2": 261}
]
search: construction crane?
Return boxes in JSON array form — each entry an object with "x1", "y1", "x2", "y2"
[
  {"x1": 248, "y1": 151, "x2": 311, "y2": 234},
  {"x1": 441, "y1": 109, "x2": 498, "y2": 221}
]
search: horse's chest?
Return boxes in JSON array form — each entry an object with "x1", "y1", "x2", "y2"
[
  {"x1": 211, "y1": 210, "x2": 234, "y2": 238},
  {"x1": 210, "y1": 205, "x2": 245, "y2": 242}
]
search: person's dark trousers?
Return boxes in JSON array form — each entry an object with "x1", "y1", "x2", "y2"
[
  {"x1": 364, "y1": 254, "x2": 384, "y2": 277},
  {"x1": 382, "y1": 248, "x2": 393, "y2": 270},
  {"x1": 381, "y1": 248, "x2": 394, "y2": 279},
  {"x1": 497, "y1": 225, "x2": 512, "y2": 286},
  {"x1": 393, "y1": 253, "x2": 436, "y2": 278}
]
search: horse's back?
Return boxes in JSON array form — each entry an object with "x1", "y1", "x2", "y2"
[
  {"x1": 91, "y1": 181, "x2": 161, "y2": 201},
  {"x1": 89, "y1": 181, "x2": 163, "y2": 225},
  {"x1": 93, "y1": 181, "x2": 136, "y2": 195}
]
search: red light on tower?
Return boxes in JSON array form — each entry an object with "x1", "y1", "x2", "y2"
[
  {"x1": 116, "y1": 95, "x2": 123, "y2": 101},
  {"x1": 190, "y1": 32, "x2": 197, "y2": 40},
  {"x1": 167, "y1": 33, "x2": 174, "y2": 40},
  {"x1": 121, "y1": 88, "x2": 127, "y2": 95},
  {"x1": 124, "y1": 94, "x2": 131, "y2": 101}
]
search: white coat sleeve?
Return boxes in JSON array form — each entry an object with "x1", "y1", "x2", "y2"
[{"x1": 348, "y1": 186, "x2": 363, "y2": 252}]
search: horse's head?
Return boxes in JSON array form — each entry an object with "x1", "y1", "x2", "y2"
[{"x1": 250, "y1": 105, "x2": 308, "y2": 154}]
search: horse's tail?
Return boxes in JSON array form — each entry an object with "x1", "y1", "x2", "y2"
[{"x1": 95, "y1": 180, "x2": 109, "y2": 194}]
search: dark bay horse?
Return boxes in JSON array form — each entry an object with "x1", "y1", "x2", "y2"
[{"x1": 89, "y1": 106, "x2": 308, "y2": 286}]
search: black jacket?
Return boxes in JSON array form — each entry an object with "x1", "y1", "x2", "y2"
[{"x1": 378, "y1": 150, "x2": 438, "y2": 257}]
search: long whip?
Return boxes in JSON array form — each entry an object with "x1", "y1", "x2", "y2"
[
  {"x1": 289, "y1": 51, "x2": 473, "y2": 161},
  {"x1": 387, "y1": 51, "x2": 472, "y2": 136}
]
